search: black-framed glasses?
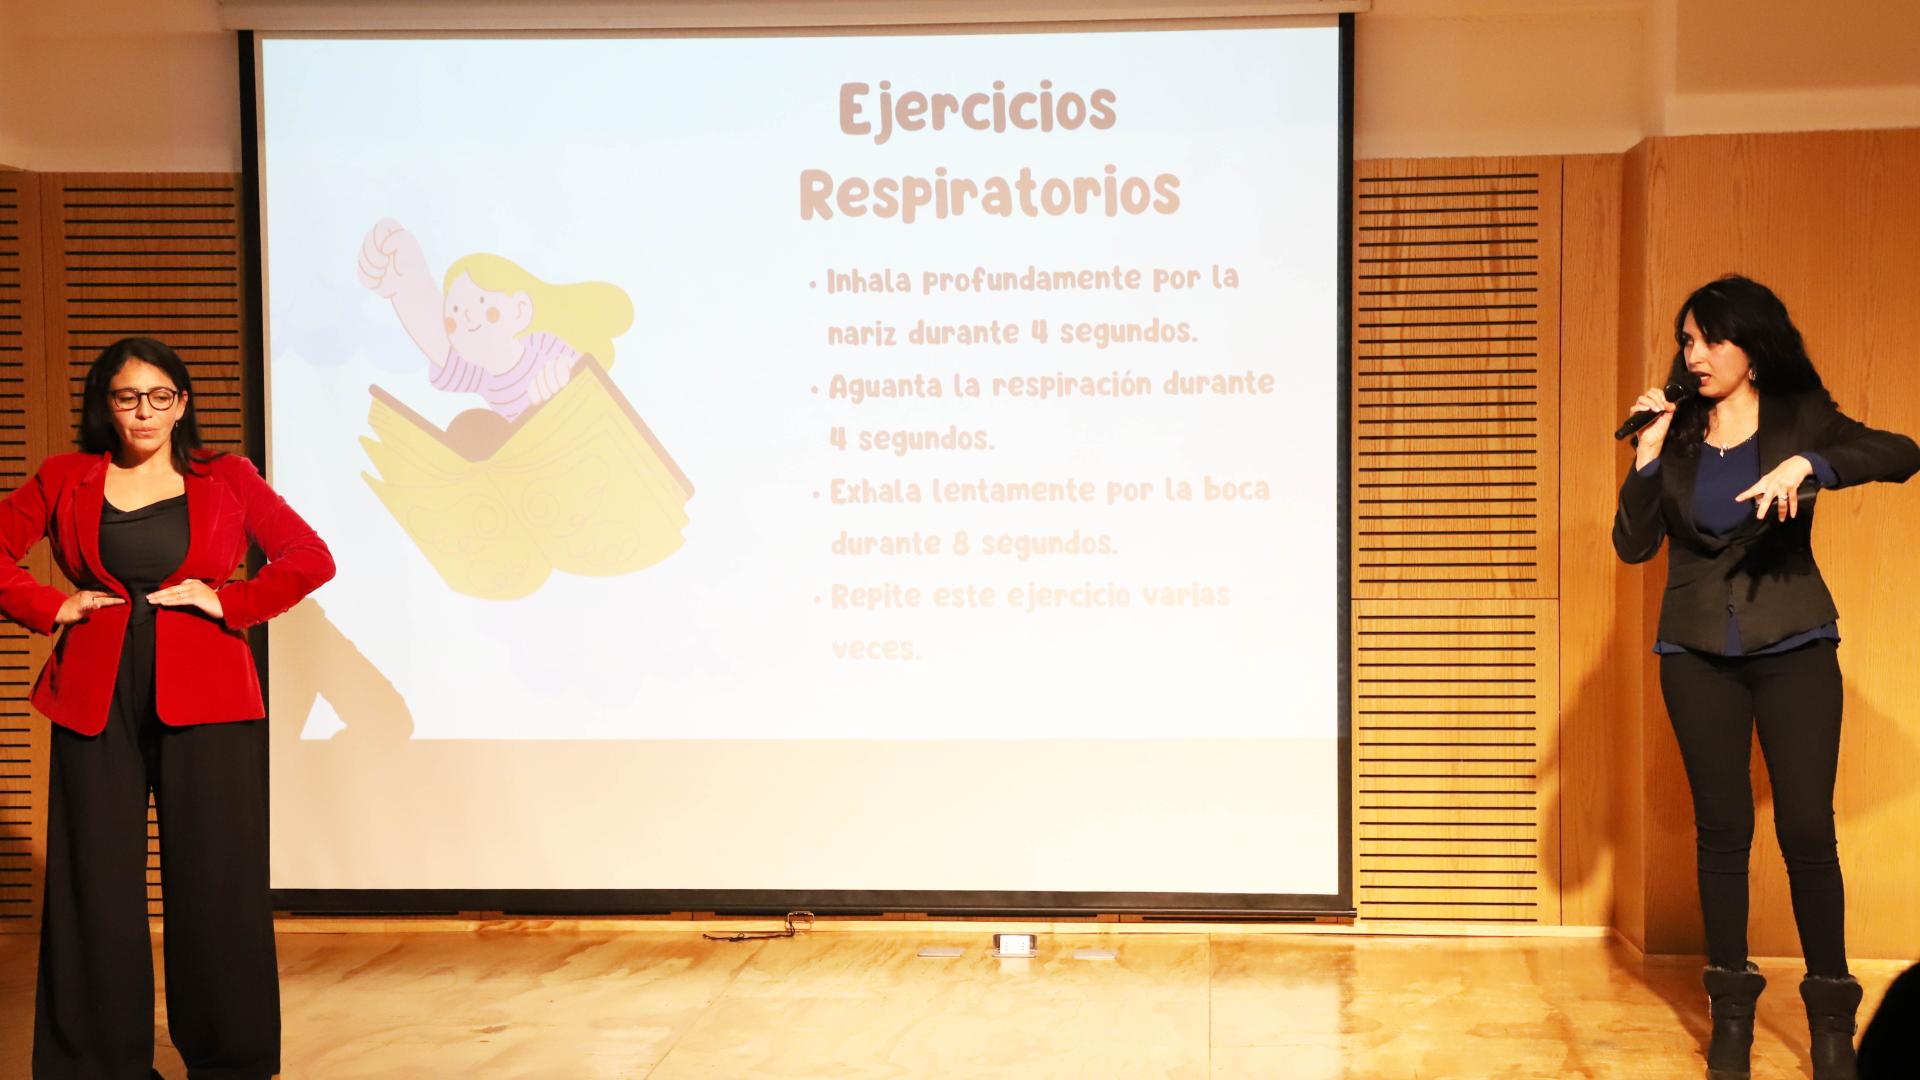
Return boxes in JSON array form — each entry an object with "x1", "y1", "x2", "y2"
[{"x1": 108, "y1": 387, "x2": 181, "y2": 411}]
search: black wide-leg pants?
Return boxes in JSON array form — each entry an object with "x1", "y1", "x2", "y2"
[{"x1": 34, "y1": 626, "x2": 280, "y2": 1079}]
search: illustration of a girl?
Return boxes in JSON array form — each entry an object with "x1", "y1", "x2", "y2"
[
  {"x1": 356, "y1": 218, "x2": 634, "y2": 423},
  {"x1": 351, "y1": 219, "x2": 694, "y2": 600}
]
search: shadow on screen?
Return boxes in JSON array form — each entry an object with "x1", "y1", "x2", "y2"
[{"x1": 271, "y1": 598, "x2": 414, "y2": 744}]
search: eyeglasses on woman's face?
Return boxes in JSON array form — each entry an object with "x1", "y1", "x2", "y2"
[{"x1": 108, "y1": 387, "x2": 181, "y2": 411}]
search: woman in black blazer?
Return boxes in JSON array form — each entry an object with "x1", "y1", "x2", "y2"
[{"x1": 1614, "y1": 276, "x2": 1919, "y2": 1080}]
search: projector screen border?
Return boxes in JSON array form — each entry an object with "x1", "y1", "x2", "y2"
[
  {"x1": 269, "y1": 886, "x2": 1359, "y2": 920},
  {"x1": 241, "y1": 12, "x2": 1356, "y2": 918},
  {"x1": 220, "y1": 1, "x2": 1366, "y2": 34}
]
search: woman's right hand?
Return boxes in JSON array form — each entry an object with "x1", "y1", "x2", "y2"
[
  {"x1": 55, "y1": 589, "x2": 124, "y2": 626},
  {"x1": 1631, "y1": 385, "x2": 1677, "y2": 467}
]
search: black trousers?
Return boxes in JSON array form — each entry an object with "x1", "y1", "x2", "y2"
[
  {"x1": 34, "y1": 629, "x2": 280, "y2": 1079},
  {"x1": 1659, "y1": 639, "x2": 1849, "y2": 977}
]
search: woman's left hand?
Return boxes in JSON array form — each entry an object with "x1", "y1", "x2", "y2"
[
  {"x1": 1736, "y1": 454, "x2": 1816, "y2": 521},
  {"x1": 147, "y1": 579, "x2": 224, "y2": 620}
]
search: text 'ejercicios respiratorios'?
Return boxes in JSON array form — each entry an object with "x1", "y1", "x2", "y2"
[{"x1": 802, "y1": 80, "x2": 1180, "y2": 224}]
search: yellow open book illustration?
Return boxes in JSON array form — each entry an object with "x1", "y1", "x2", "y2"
[{"x1": 361, "y1": 358, "x2": 694, "y2": 600}]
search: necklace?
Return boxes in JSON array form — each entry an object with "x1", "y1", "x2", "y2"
[{"x1": 1707, "y1": 430, "x2": 1757, "y2": 457}]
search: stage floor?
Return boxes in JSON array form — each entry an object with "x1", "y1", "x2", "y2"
[{"x1": 0, "y1": 929, "x2": 1904, "y2": 1077}]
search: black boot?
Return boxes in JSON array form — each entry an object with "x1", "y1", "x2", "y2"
[
  {"x1": 1800, "y1": 974, "x2": 1862, "y2": 1080},
  {"x1": 1703, "y1": 963, "x2": 1767, "y2": 1079}
]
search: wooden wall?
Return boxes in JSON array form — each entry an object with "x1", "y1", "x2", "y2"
[
  {"x1": 0, "y1": 172, "x2": 247, "y2": 932},
  {"x1": 1356, "y1": 132, "x2": 1920, "y2": 956},
  {"x1": 1556, "y1": 153, "x2": 1628, "y2": 930},
  {"x1": 1349, "y1": 156, "x2": 1569, "y2": 922},
  {"x1": 0, "y1": 171, "x2": 54, "y2": 929},
  {"x1": 1344, "y1": 152, "x2": 1632, "y2": 931},
  {"x1": 2, "y1": 136, "x2": 1917, "y2": 957},
  {"x1": 1617, "y1": 130, "x2": 1920, "y2": 960},
  {"x1": 1615, "y1": 137, "x2": 1660, "y2": 952}
]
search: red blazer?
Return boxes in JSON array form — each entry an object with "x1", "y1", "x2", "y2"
[{"x1": 0, "y1": 451, "x2": 335, "y2": 735}]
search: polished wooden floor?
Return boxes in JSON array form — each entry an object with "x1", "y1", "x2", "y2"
[{"x1": 0, "y1": 928, "x2": 1903, "y2": 1078}]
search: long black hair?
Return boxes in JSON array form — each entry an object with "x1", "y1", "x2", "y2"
[
  {"x1": 78, "y1": 337, "x2": 219, "y2": 475},
  {"x1": 1662, "y1": 275, "x2": 1831, "y2": 458}
]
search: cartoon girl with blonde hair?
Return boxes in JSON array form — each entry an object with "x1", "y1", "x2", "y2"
[
  {"x1": 356, "y1": 219, "x2": 633, "y2": 422},
  {"x1": 353, "y1": 219, "x2": 693, "y2": 600}
]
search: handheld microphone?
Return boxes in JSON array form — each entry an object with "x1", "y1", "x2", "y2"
[{"x1": 1614, "y1": 373, "x2": 1700, "y2": 441}]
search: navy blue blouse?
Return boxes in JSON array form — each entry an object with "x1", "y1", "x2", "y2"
[{"x1": 1637, "y1": 442, "x2": 1839, "y2": 656}]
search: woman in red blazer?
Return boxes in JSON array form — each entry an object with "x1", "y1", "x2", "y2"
[{"x1": 0, "y1": 337, "x2": 333, "y2": 1080}]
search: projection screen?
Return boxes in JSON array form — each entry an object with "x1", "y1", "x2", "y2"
[{"x1": 255, "y1": 18, "x2": 1352, "y2": 914}]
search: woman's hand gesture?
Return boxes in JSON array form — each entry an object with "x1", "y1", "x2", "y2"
[
  {"x1": 147, "y1": 579, "x2": 224, "y2": 621},
  {"x1": 54, "y1": 589, "x2": 125, "y2": 626},
  {"x1": 1737, "y1": 455, "x2": 1816, "y2": 521}
]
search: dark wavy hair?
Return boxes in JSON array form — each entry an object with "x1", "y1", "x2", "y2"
[
  {"x1": 78, "y1": 337, "x2": 219, "y2": 475},
  {"x1": 1662, "y1": 275, "x2": 1831, "y2": 458}
]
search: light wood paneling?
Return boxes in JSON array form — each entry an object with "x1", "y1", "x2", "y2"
[
  {"x1": 1624, "y1": 129, "x2": 1920, "y2": 960},
  {"x1": 1352, "y1": 156, "x2": 1561, "y2": 601},
  {"x1": 1353, "y1": 599, "x2": 1559, "y2": 923},
  {"x1": 1555, "y1": 154, "x2": 1626, "y2": 929},
  {"x1": 0, "y1": 172, "x2": 52, "y2": 932},
  {"x1": 1611, "y1": 139, "x2": 1657, "y2": 954},
  {"x1": 18, "y1": 173, "x2": 249, "y2": 921}
]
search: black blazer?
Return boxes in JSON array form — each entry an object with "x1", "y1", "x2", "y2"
[{"x1": 1613, "y1": 390, "x2": 1920, "y2": 653}]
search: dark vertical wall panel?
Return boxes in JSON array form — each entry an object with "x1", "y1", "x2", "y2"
[{"x1": 26, "y1": 172, "x2": 248, "y2": 919}]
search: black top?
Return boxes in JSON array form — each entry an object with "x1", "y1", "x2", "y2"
[
  {"x1": 1613, "y1": 391, "x2": 1920, "y2": 653},
  {"x1": 99, "y1": 494, "x2": 190, "y2": 627}
]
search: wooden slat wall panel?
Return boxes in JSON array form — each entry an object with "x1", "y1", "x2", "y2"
[
  {"x1": 1352, "y1": 157, "x2": 1565, "y2": 925},
  {"x1": 1353, "y1": 158, "x2": 1561, "y2": 601},
  {"x1": 41, "y1": 173, "x2": 246, "y2": 453},
  {"x1": 37, "y1": 173, "x2": 249, "y2": 917},
  {"x1": 1354, "y1": 600, "x2": 1559, "y2": 923},
  {"x1": 0, "y1": 172, "x2": 53, "y2": 932}
]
